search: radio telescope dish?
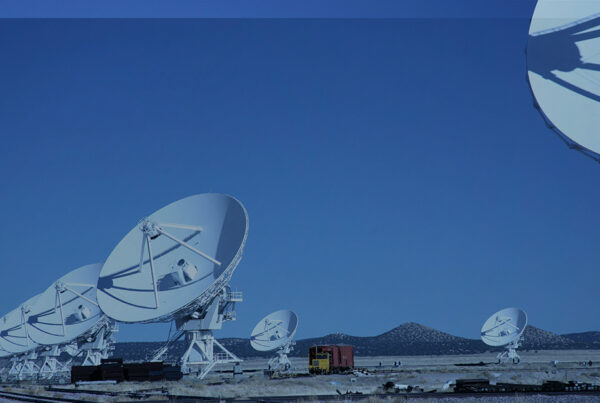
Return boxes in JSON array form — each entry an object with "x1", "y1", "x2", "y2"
[
  {"x1": 27, "y1": 263, "x2": 104, "y2": 346},
  {"x1": 527, "y1": 0, "x2": 600, "y2": 159},
  {"x1": 251, "y1": 310, "x2": 298, "y2": 351},
  {"x1": 0, "y1": 296, "x2": 42, "y2": 380},
  {"x1": 23, "y1": 263, "x2": 115, "y2": 377},
  {"x1": 251, "y1": 310, "x2": 298, "y2": 372},
  {"x1": 97, "y1": 193, "x2": 248, "y2": 323},
  {"x1": 0, "y1": 296, "x2": 40, "y2": 354},
  {"x1": 481, "y1": 307, "x2": 527, "y2": 364},
  {"x1": 0, "y1": 334, "x2": 12, "y2": 358},
  {"x1": 98, "y1": 193, "x2": 248, "y2": 378}
]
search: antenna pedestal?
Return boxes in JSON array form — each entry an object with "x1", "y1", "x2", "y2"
[
  {"x1": 19, "y1": 363, "x2": 39, "y2": 381},
  {"x1": 268, "y1": 340, "x2": 294, "y2": 372},
  {"x1": 79, "y1": 320, "x2": 117, "y2": 366},
  {"x1": 38, "y1": 345, "x2": 71, "y2": 380},
  {"x1": 497, "y1": 338, "x2": 522, "y2": 364},
  {"x1": 7, "y1": 357, "x2": 23, "y2": 380},
  {"x1": 180, "y1": 330, "x2": 241, "y2": 379},
  {"x1": 39, "y1": 357, "x2": 70, "y2": 380},
  {"x1": 176, "y1": 288, "x2": 242, "y2": 378},
  {"x1": 8, "y1": 351, "x2": 39, "y2": 381}
]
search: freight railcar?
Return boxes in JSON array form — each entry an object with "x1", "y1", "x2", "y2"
[{"x1": 308, "y1": 345, "x2": 354, "y2": 374}]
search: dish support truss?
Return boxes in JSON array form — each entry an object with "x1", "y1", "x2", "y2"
[
  {"x1": 78, "y1": 318, "x2": 117, "y2": 366},
  {"x1": 4, "y1": 304, "x2": 40, "y2": 381},
  {"x1": 38, "y1": 318, "x2": 116, "y2": 379},
  {"x1": 6, "y1": 350, "x2": 39, "y2": 381},
  {"x1": 1, "y1": 319, "x2": 117, "y2": 382},
  {"x1": 268, "y1": 340, "x2": 295, "y2": 372},
  {"x1": 38, "y1": 344, "x2": 74, "y2": 380},
  {"x1": 151, "y1": 286, "x2": 242, "y2": 379},
  {"x1": 497, "y1": 337, "x2": 523, "y2": 364}
]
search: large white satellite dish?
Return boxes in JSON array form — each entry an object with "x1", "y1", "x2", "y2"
[
  {"x1": 97, "y1": 193, "x2": 248, "y2": 378},
  {"x1": 26, "y1": 263, "x2": 116, "y2": 378},
  {"x1": 0, "y1": 343, "x2": 10, "y2": 358},
  {"x1": 481, "y1": 307, "x2": 527, "y2": 364},
  {"x1": 250, "y1": 310, "x2": 298, "y2": 372},
  {"x1": 28, "y1": 263, "x2": 105, "y2": 346},
  {"x1": 527, "y1": 0, "x2": 600, "y2": 159},
  {"x1": 0, "y1": 297, "x2": 40, "y2": 354},
  {"x1": 0, "y1": 296, "x2": 41, "y2": 380}
]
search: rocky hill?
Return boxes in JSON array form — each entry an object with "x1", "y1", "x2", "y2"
[
  {"x1": 290, "y1": 323, "x2": 487, "y2": 356},
  {"x1": 521, "y1": 326, "x2": 576, "y2": 350},
  {"x1": 367, "y1": 322, "x2": 486, "y2": 355},
  {"x1": 110, "y1": 323, "x2": 600, "y2": 362},
  {"x1": 562, "y1": 331, "x2": 600, "y2": 348}
]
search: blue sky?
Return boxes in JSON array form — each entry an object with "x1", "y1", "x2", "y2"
[
  {"x1": 1, "y1": 1, "x2": 535, "y2": 19},
  {"x1": 2, "y1": 2, "x2": 600, "y2": 343}
]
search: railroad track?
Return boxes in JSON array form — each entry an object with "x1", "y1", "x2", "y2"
[
  {"x1": 2, "y1": 387, "x2": 600, "y2": 402},
  {"x1": 203, "y1": 390, "x2": 600, "y2": 402},
  {"x1": 0, "y1": 389, "x2": 87, "y2": 403},
  {"x1": 170, "y1": 390, "x2": 600, "y2": 402},
  {"x1": 0, "y1": 386, "x2": 171, "y2": 402},
  {"x1": 8, "y1": 391, "x2": 600, "y2": 402}
]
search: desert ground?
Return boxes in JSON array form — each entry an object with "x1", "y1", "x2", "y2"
[{"x1": 2, "y1": 350, "x2": 600, "y2": 401}]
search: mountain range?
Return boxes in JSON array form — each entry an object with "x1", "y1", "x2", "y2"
[{"x1": 111, "y1": 322, "x2": 600, "y2": 362}]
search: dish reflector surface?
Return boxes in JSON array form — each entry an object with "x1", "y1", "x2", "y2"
[
  {"x1": 250, "y1": 310, "x2": 298, "y2": 352},
  {"x1": 481, "y1": 307, "x2": 527, "y2": 347},
  {"x1": 26, "y1": 263, "x2": 104, "y2": 346},
  {"x1": 0, "y1": 296, "x2": 40, "y2": 354},
  {"x1": 97, "y1": 194, "x2": 248, "y2": 323},
  {"x1": 0, "y1": 328, "x2": 11, "y2": 358},
  {"x1": 527, "y1": 0, "x2": 600, "y2": 156}
]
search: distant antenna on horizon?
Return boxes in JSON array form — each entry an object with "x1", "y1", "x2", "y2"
[
  {"x1": 480, "y1": 307, "x2": 528, "y2": 364},
  {"x1": 250, "y1": 310, "x2": 298, "y2": 373}
]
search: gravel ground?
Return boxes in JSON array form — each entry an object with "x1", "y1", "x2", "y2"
[{"x1": 1, "y1": 350, "x2": 600, "y2": 401}]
